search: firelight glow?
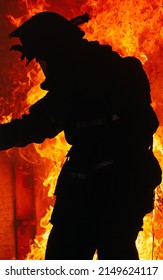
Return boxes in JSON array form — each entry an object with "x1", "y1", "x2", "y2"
[{"x1": 1, "y1": 0, "x2": 162, "y2": 260}]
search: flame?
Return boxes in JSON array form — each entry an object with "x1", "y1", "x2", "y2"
[
  {"x1": 26, "y1": 206, "x2": 53, "y2": 260},
  {"x1": 1, "y1": 0, "x2": 163, "y2": 259},
  {"x1": 81, "y1": 0, "x2": 163, "y2": 60},
  {"x1": 80, "y1": 0, "x2": 163, "y2": 260},
  {"x1": 7, "y1": 0, "x2": 50, "y2": 27},
  {"x1": 1, "y1": 113, "x2": 13, "y2": 124}
]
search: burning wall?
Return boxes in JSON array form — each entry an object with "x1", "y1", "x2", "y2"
[{"x1": 0, "y1": 0, "x2": 163, "y2": 259}]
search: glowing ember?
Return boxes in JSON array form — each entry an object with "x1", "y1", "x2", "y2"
[{"x1": 0, "y1": 0, "x2": 162, "y2": 260}]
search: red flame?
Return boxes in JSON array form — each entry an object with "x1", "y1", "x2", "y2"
[{"x1": 0, "y1": 0, "x2": 163, "y2": 260}]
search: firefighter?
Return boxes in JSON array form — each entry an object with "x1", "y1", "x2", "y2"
[{"x1": 0, "y1": 12, "x2": 161, "y2": 259}]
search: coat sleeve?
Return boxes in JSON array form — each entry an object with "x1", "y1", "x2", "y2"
[{"x1": 0, "y1": 91, "x2": 64, "y2": 150}]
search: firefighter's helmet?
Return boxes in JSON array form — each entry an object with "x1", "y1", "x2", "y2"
[{"x1": 9, "y1": 12, "x2": 90, "y2": 65}]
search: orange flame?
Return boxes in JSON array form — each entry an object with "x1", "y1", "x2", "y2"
[
  {"x1": 82, "y1": 0, "x2": 163, "y2": 260},
  {"x1": 2, "y1": 0, "x2": 163, "y2": 260}
]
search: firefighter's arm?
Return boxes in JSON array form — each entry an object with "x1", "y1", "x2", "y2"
[{"x1": 0, "y1": 92, "x2": 64, "y2": 150}]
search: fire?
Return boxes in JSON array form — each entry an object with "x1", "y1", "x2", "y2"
[
  {"x1": 81, "y1": 0, "x2": 163, "y2": 60},
  {"x1": 1, "y1": 0, "x2": 163, "y2": 259},
  {"x1": 1, "y1": 113, "x2": 12, "y2": 124},
  {"x1": 26, "y1": 206, "x2": 53, "y2": 260},
  {"x1": 80, "y1": 0, "x2": 163, "y2": 260}
]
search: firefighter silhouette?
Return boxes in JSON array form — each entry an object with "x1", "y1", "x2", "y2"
[{"x1": 0, "y1": 12, "x2": 162, "y2": 259}]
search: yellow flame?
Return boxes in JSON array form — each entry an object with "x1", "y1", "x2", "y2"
[
  {"x1": 26, "y1": 206, "x2": 53, "y2": 260},
  {"x1": 6, "y1": 0, "x2": 163, "y2": 260},
  {"x1": 1, "y1": 113, "x2": 12, "y2": 124}
]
